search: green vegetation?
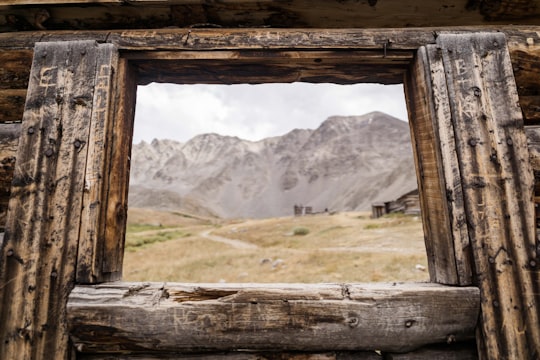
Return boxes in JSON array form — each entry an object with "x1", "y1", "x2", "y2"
[
  {"x1": 292, "y1": 227, "x2": 310, "y2": 236},
  {"x1": 126, "y1": 228, "x2": 191, "y2": 249},
  {"x1": 123, "y1": 209, "x2": 428, "y2": 283}
]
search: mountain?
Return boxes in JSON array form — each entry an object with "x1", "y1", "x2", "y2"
[{"x1": 129, "y1": 111, "x2": 417, "y2": 218}]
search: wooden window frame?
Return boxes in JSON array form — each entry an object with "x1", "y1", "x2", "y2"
[{"x1": 0, "y1": 28, "x2": 538, "y2": 359}]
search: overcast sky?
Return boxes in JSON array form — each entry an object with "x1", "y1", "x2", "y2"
[{"x1": 133, "y1": 83, "x2": 408, "y2": 144}]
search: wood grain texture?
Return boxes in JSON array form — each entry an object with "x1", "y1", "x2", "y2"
[
  {"x1": 432, "y1": 32, "x2": 539, "y2": 359},
  {"x1": 0, "y1": 123, "x2": 19, "y2": 230},
  {"x1": 75, "y1": 44, "x2": 119, "y2": 283},
  {"x1": 405, "y1": 46, "x2": 472, "y2": 285},
  {"x1": 1, "y1": 0, "x2": 540, "y2": 31},
  {"x1": 67, "y1": 282, "x2": 480, "y2": 354},
  {"x1": 0, "y1": 88, "x2": 26, "y2": 122},
  {"x1": 77, "y1": 351, "x2": 382, "y2": 360},
  {"x1": 0, "y1": 40, "x2": 114, "y2": 360},
  {"x1": 1, "y1": 27, "x2": 540, "y2": 123}
]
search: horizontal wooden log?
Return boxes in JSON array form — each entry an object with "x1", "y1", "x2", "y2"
[
  {"x1": 1, "y1": 0, "x2": 540, "y2": 31},
  {"x1": 68, "y1": 282, "x2": 480, "y2": 354},
  {"x1": 77, "y1": 351, "x2": 382, "y2": 360},
  {"x1": 1, "y1": 27, "x2": 539, "y2": 121},
  {"x1": 0, "y1": 49, "x2": 32, "y2": 89},
  {"x1": 0, "y1": 88, "x2": 26, "y2": 122},
  {"x1": 385, "y1": 342, "x2": 478, "y2": 359}
]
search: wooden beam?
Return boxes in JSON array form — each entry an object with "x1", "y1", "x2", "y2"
[
  {"x1": 67, "y1": 282, "x2": 480, "y2": 354},
  {"x1": 1, "y1": 0, "x2": 540, "y2": 31},
  {"x1": 0, "y1": 88, "x2": 26, "y2": 122},
  {"x1": 0, "y1": 123, "x2": 19, "y2": 230},
  {"x1": 412, "y1": 32, "x2": 539, "y2": 359},
  {"x1": 0, "y1": 40, "x2": 119, "y2": 360},
  {"x1": 405, "y1": 46, "x2": 473, "y2": 285},
  {"x1": 384, "y1": 342, "x2": 478, "y2": 359},
  {"x1": 75, "y1": 45, "x2": 136, "y2": 283},
  {"x1": 0, "y1": 49, "x2": 32, "y2": 89},
  {"x1": 77, "y1": 351, "x2": 382, "y2": 360},
  {"x1": 1, "y1": 27, "x2": 539, "y2": 122}
]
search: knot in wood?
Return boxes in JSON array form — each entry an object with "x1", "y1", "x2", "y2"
[
  {"x1": 45, "y1": 148, "x2": 54, "y2": 157},
  {"x1": 6, "y1": 249, "x2": 13, "y2": 257},
  {"x1": 404, "y1": 320, "x2": 415, "y2": 328},
  {"x1": 506, "y1": 138, "x2": 513, "y2": 146},
  {"x1": 473, "y1": 87, "x2": 481, "y2": 97},
  {"x1": 530, "y1": 259, "x2": 537, "y2": 268},
  {"x1": 27, "y1": 127, "x2": 35, "y2": 135},
  {"x1": 468, "y1": 139, "x2": 477, "y2": 147},
  {"x1": 347, "y1": 317, "x2": 359, "y2": 328}
]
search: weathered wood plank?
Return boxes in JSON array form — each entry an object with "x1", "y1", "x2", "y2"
[
  {"x1": 101, "y1": 57, "x2": 136, "y2": 276},
  {"x1": 0, "y1": 41, "x2": 112, "y2": 360},
  {"x1": 404, "y1": 46, "x2": 472, "y2": 285},
  {"x1": 67, "y1": 282, "x2": 480, "y2": 354},
  {"x1": 0, "y1": 122, "x2": 19, "y2": 230},
  {"x1": 431, "y1": 32, "x2": 540, "y2": 359},
  {"x1": 1, "y1": 27, "x2": 539, "y2": 122},
  {"x1": 384, "y1": 342, "x2": 478, "y2": 359},
  {"x1": 1, "y1": 0, "x2": 540, "y2": 31},
  {"x1": 76, "y1": 44, "x2": 118, "y2": 283},
  {"x1": 77, "y1": 351, "x2": 382, "y2": 360},
  {"x1": 0, "y1": 49, "x2": 32, "y2": 89},
  {"x1": 0, "y1": 88, "x2": 26, "y2": 122}
]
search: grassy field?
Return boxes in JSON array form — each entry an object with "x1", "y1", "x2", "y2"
[{"x1": 123, "y1": 208, "x2": 429, "y2": 283}]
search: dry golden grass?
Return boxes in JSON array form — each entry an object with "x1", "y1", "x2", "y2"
[{"x1": 123, "y1": 209, "x2": 429, "y2": 283}]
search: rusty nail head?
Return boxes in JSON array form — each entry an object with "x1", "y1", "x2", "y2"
[
  {"x1": 6, "y1": 249, "x2": 13, "y2": 257},
  {"x1": 74, "y1": 140, "x2": 81, "y2": 148},
  {"x1": 530, "y1": 260, "x2": 537, "y2": 268},
  {"x1": 27, "y1": 127, "x2": 35, "y2": 135},
  {"x1": 45, "y1": 148, "x2": 54, "y2": 157},
  {"x1": 507, "y1": 138, "x2": 513, "y2": 146},
  {"x1": 493, "y1": 300, "x2": 499, "y2": 308},
  {"x1": 469, "y1": 139, "x2": 477, "y2": 147}
]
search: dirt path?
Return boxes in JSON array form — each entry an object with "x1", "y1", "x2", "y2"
[{"x1": 200, "y1": 230, "x2": 259, "y2": 250}]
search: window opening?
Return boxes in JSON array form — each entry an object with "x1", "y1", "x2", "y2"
[{"x1": 124, "y1": 82, "x2": 427, "y2": 283}]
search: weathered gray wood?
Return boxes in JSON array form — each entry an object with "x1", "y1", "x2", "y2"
[
  {"x1": 1, "y1": 27, "x2": 540, "y2": 123},
  {"x1": 384, "y1": 342, "x2": 478, "y2": 359},
  {"x1": 77, "y1": 351, "x2": 382, "y2": 360},
  {"x1": 67, "y1": 282, "x2": 480, "y2": 354},
  {"x1": 0, "y1": 123, "x2": 19, "y2": 230},
  {"x1": 1, "y1": 0, "x2": 540, "y2": 31},
  {"x1": 404, "y1": 46, "x2": 473, "y2": 285},
  {"x1": 422, "y1": 32, "x2": 540, "y2": 359},
  {"x1": 0, "y1": 41, "x2": 116, "y2": 360}
]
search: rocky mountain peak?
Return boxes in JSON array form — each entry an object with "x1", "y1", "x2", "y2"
[{"x1": 129, "y1": 112, "x2": 417, "y2": 218}]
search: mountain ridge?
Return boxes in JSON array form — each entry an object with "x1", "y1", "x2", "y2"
[{"x1": 129, "y1": 111, "x2": 417, "y2": 218}]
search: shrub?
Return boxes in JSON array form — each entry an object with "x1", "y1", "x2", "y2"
[{"x1": 293, "y1": 227, "x2": 310, "y2": 236}]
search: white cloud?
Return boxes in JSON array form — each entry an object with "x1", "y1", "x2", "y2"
[{"x1": 133, "y1": 83, "x2": 408, "y2": 144}]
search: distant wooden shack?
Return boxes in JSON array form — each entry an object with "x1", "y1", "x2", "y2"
[{"x1": 372, "y1": 189, "x2": 420, "y2": 218}]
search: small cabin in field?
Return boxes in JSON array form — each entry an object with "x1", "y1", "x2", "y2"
[{"x1": 372, "y1": 189, "x2": 420, "y2": 218}]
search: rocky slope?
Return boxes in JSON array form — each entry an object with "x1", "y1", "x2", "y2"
[{"x1": 129, "y1": 111, "x2": 417, "y2": 218}]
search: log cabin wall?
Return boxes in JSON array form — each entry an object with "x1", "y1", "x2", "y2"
[{"x1": 0, "y1": 1, "x2": 539, "y2": 360}]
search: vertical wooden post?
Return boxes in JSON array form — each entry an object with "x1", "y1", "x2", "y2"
[
  {"x1": 406, "y1": 33, "x2": 540, "y2": 359},
  {"x1": 0, "y1": 41, "x2": 124, "y2": 359},
  {"x1": 76, "y1": 51, "x2": 136, "y2": 283}
]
